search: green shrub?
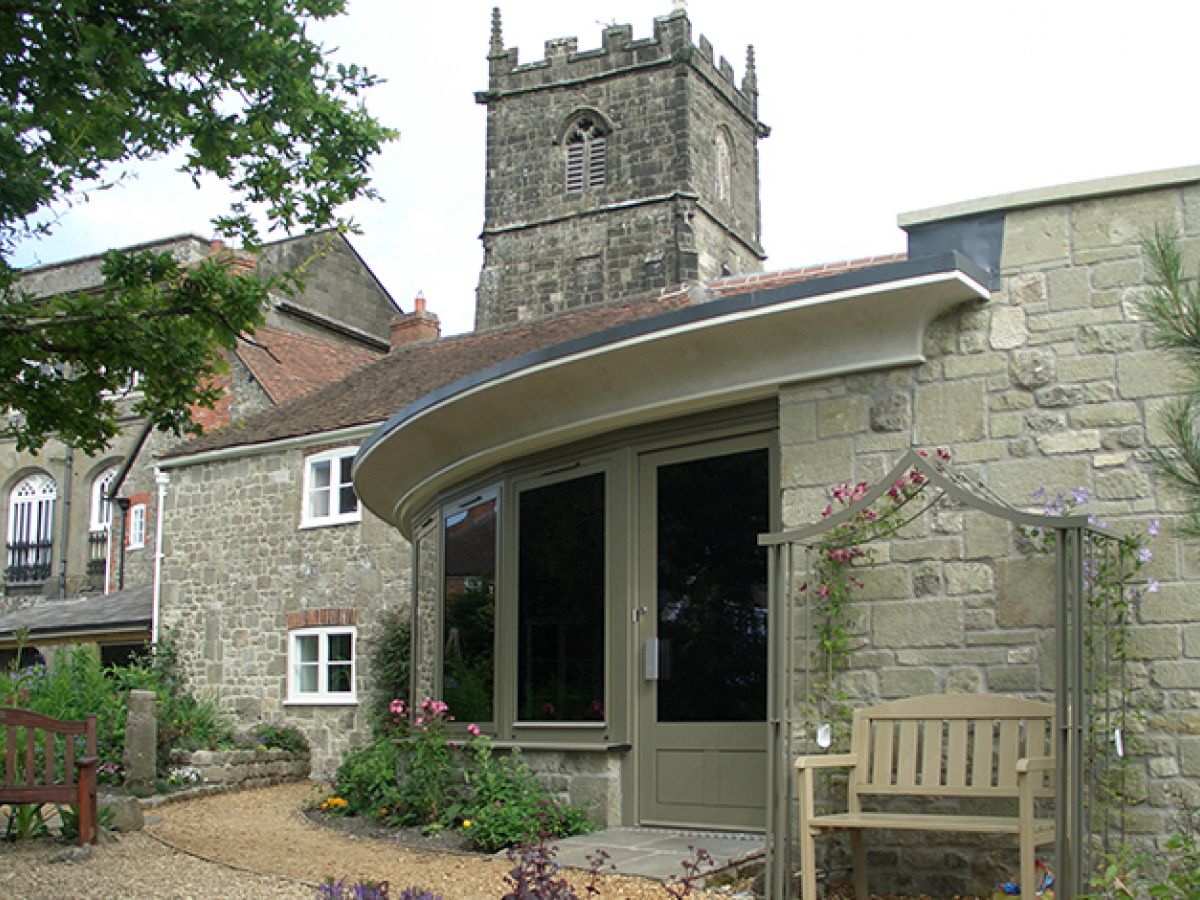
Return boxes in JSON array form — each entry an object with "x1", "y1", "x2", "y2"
[
  {"x1": 241, "y1": 723, "x2": 309, "y2": 754},
  {"x1": 367, "y1": 608, "x2": 411, "y2": 734},
  {"x1": 334, "y1": 739, "x2": 403, "y2": 818}
]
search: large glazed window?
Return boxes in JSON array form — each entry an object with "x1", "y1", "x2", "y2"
[
  {"x1": 517, "y1": 472, "x2": 606, "y2": 722},
  {"x1": 655, "y1": 447, "x2": 769, "y2": 722},
  {"x1": 442, "y1": 493, "x2": 497, "y2": 724},
  {"x1": 6, "y1": 472, "x2": 56, "y2": 585}
]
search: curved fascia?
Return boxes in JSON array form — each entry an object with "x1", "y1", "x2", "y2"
[{"x1": 355, "y1": 254, "x2": 989, "y2": 538}]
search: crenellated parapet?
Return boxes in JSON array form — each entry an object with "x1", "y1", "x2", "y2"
[{"x1": 478, "y1": 7, "x2": 762, "y2": 128}]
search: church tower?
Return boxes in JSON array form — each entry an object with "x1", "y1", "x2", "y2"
[{"x1": 474, "y1": 6, "x2": 769, "y2": 329}]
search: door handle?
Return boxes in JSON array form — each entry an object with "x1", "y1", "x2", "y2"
[{"x1": 644, "y1": 637, "x2": 659, "y2": 680}]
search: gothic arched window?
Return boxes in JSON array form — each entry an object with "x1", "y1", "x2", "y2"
[
  {"x1": 565, "y1": 117, "x2": 608, "y2": 194},
  {"x1": 6, "y1": 472, "x2": 56, "y2": 585}
]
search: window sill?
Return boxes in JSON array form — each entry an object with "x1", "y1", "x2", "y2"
[
  {"x1": 491, "y1": 741, "x2": 631, "y2": 753},
  {"x1": 298, "y1": 515, "x2": 362, "y2": 531},
  {"x1": 284, "y1": 696, "x2": 358, "y2": 707}
]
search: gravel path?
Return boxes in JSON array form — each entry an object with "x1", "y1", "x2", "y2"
[{"x1": 0, "y1": 781, "x2": 726, "y2": 899}]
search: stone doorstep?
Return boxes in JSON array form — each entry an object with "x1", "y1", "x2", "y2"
[{"x1": 548, "y1": 826, "x2": 765, "y2": 882}]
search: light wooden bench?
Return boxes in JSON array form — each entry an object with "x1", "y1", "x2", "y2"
[
  {"x1": 796, "y1": 693, "x2": 1055, "y2": 900},
  {"x1": 1, "y1": 708, "x2": 99, "y2": 845}
]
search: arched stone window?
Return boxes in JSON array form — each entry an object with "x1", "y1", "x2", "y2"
[
  {"x1": 714, "y1": 127, "x2": 733, "y2": 204},
  {"x1": 564, "y1": 116, "x2": 609, "y2": 194},
  {"x1": 6, "y1": 472, "x2": 56, "y2": 585},
  {"x1": 91, "y1": 467, "x2": 117, "y2": 533}
]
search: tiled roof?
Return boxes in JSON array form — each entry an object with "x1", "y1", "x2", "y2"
[
  {"x1": 162, "y1": 255, "x2": 904, "y2": 461},
  {"x1": 237, "y1": 326, "x2": 382, "y2": 405},
  {"x1": 0, "y1": 585, "x2": 152, "y2": 640}
]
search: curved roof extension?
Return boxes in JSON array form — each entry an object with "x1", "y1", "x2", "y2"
[{"x1": 354, "y1": 252, "x2": 990, "y2": 537}]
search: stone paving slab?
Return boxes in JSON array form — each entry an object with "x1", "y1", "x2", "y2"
[{"x1": 548, "y1": 826, "x2": 765, "y2": 882}]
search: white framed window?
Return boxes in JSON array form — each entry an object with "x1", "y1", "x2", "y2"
[
  {"x1": 6, "y1": 472, "x2": 56, "y2": 585},
  {"x1": 301, "y1": 447, "x2": 360, "y2": 528},
  {"x1": 287, "y1": 626, "x2": 357, "y2": 704},
  {"x1": 128, "y1": 503, "x2": 146, "y2": 550},
  {"x1": 90, "y1": 467, "x2": 117, "y2": 533}
]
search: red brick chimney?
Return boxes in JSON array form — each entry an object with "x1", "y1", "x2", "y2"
[{"x1": 389, "y1": 293, "x2": 441, "y2": 350}]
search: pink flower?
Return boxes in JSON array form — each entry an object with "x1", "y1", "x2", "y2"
[
  {"x1": 467, "y1": 723, "x2": 481, "y2": 737},
  {"x1": 390, "y1": 699, "x2": 407, "y2": 717}
]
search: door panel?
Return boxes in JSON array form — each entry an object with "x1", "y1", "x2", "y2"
[{"x1": 637, "y1": 438, "x2": 771, "y2": 829}]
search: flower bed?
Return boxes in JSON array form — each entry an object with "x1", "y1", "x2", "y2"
[{"x1": 166, "y1": 747, "x2": 309, "y2": 789}]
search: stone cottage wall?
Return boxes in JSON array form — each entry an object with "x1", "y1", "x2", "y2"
[
  {"x1": 779, "y1": 178, "x2": 1200, "y2": 893},
  {"x1": 159, "y1": 445, "x2": 411, "y2": 776}
]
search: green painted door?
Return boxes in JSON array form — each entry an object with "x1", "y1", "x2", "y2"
[{"x1": 637, "y1": 437, "x2": 771, "y2": 829}]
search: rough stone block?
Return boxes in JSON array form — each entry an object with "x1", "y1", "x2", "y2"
[
  {"x1": 915, "y1": 381, "x2": 986, "y2": 443},
  {"x1": 1089, "y1": 259, "x2": 1144, "y2": 290},
  {"x1": 1034, "y1": 384, "x2": 1085, "y2": 408},
  {"x1": 880, "y1": 667, "x2": 938, "y2": 697},
  {"x1": 1127, "y1": 626, "x2": 1181, "y2": 660},
  {"x1": 779, "y1": 400, "x2": 817, "y2": 445},
  {"x1": 964, "y1": 513, "x2": 1011, "y2": 559},
  {"x1": 873, "y1": 600, "x2": 962, "y2": 648},
  {"x1": 1079, "y1": 323, "x2": 1139, "y2": 353},
  {"x1": 1036, "y1": 430, "x2": 1101, "y2": 454},
  {"x1": 1069, "y1": 402, "x2": 1141, "y2": 428},
  {"x1": 855, "y1": 566, "x2": 911, "y2": 601},
  {"x1": 891, "y1": 538, "x2": 962, "y2": 563},
  {"x1": 1056, "y1": 355, "x2": 1115, "y2": 383},
  {"x1": 1096, "y1": 469, "x2": 1150, "y2": 500},
  {"x1": 818, "y1": 395, "x2": 867, "y2": 438},
  {"x1": 989, "y1": 306, "x2": 1027, "y2": 350},
  {"x1": 988, "y1": 457, "x2": 1091, "y2": 507},
  {"x1": 944, "y1": 354, "x2": 1008, "y2": 379},
  {"x1": 1044, "y1": 267, "x2": 1090, "y2": 310},
  {"x1": 1001, "y1": 207, "x2": 1069, "y2": 268},
  {"x1": 1009, "y1": 350, "x2": 1055, "y2": 389},
  {"x1": 1118, "y1": 351, "x2": 1188, "y2": 398},
  {"x1": 1008, "y1": 272, "x2": 1047, "y2": 305},
  {"x1": 1072, "y1": 191, "x2": 1179, "y2": 251},
  {"x1": 945, "y1": 668, "x2": 983, "y2": 693},
  {"x1": 1139, "y1": 583, "x2": 1194, "y2": 623},
  {"x1": 995, "y1": 557, "x2": 1056, "y2": 628},
  {"x1": 781, "y1": 438, "x2": 853, "y2": 488},
  {"x1": 986, "y1": 665, "x2": 1039, "y2": 692},
  {"x1": 1152, "y1": 661, "x2": 1200, "y2": 689},
  {"x1": 945, "y1": 562, "x2": 994, "y2": 595}
]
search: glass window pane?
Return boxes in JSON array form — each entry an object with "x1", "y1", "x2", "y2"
[
  {"x1": 310, "y1": 488, "x2": 330, "y2": 519},
  {"x1": 295, "y1": 634, "x2": 318, "y2": 662},
  {"x1": 327, "y1": 632, "x2": 352, "y2": 662},
  {"x1": 517, "y1": 473, "x2": 605, "y2": 722},
  {"x1": 443, "y1": 497, "x2": 497, "y2": 723},
  {"x1": 327, "y1": 662, "x2": 352, "y2": 693},
  {"x1": 297, "y1": 662, "x2": 318, "y2": 694},
  {"x1": 339, "y1": 456, "x2": 353, "y2": 484},
  {"x1": 655, "y1": 448, "x2": 768, "y2": 723},
  {"x1": 338, "y1": 485, "x2": 358, "y2": 515},
  {"x1": 311, "y1": 460, "x2": 330, "y2": 489}
]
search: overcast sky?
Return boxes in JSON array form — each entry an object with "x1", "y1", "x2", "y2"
[{"x1": 12, "y1": 0, "x2": 1200, "y2": 335}]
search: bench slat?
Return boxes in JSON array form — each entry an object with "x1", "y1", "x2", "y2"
[
  {"x1": 946, "y1": 720, "x2": 967, "y2": 787},
  {"x1": 920, "y1": 719, "x2": 943, "y2": 788},
  {"x1": 871, "y1": 721, "x2": 894, "y2": 786},
  {"x1": 807, "y1": 811, "x2": 1056, "y2": 837},
  {"x1": 896, "y1": 721, "x2": 918, "y2": 788},
  {"x1": 997, "y1": 720, "x2": 1018, "y2": 787},
  {"x1": 971, "y1": 720, "x2": 993, "y2": 788},
  {"x1": 857, "y1": 782, "x2": 1055, "y2": 798}
]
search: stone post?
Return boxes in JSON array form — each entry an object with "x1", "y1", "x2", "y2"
[{"x1": 123, "y1": 689, "x2": 157, "y2": 795}]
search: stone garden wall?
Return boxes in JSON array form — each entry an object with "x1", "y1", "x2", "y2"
[{"x1": 779, "y1": 173, "x2": 1200, "y2": 893}]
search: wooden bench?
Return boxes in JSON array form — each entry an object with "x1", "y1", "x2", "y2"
[
  {"x1": 1, "y1": 708, "x2": 99, "y2": 845},
  {"x1": 796, "y1": 693, "x2": 1055, "y2": 900}
]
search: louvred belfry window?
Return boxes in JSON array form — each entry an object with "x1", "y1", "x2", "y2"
[{"x1": 566, "y1": 118, "x2": 607, "y2": 194}]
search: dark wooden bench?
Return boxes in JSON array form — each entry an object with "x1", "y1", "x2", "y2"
[
  {"x1": 1, "y1": 708, "x2": 99, "y2": 844},
  {"x1": 796, "y1": 693, "x2": 1055, "y2": 900}
]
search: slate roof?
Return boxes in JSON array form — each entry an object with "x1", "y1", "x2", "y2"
[
  {"x1": 237, "y1": 325, "x2": 382, "y2": 406},
  {"x1": 161, "y1": 254, "x2": 906, "y2": 461},
  {"x1": 0, "y1": 585, "x2": 152, "y2": 641}
]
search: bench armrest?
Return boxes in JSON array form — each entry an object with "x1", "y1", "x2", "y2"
[
  {"x1": 795, "y1": 753, "x2": 857, "y2": 771},
  {"x1": 1016, "y1": 755, "x2": 1054, "y2": 773}
]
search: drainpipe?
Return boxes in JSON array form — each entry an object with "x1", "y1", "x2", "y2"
[
  {"x1": 57, "y1": 445, "x2": 73, "y2": 598},
  {"x1": 115, "y1": 497, "x2": 130, "y2": 590},
  {"x1": 150, "y1": 468, "x2": 169, "y2": 644}
]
